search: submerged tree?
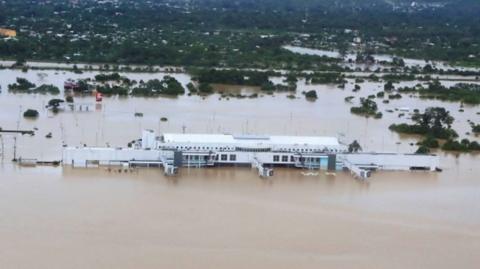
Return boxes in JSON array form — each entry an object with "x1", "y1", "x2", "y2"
[
  {"x1": 348, "y1": 140, "x2": 362, "y2": 153},
  {"x1": 23, "y1": 109, "x2": 39, "y2": 118}
]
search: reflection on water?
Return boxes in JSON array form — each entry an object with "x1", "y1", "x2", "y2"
[{"x1": 1, "y1": 69, "x2": 480, "y2": 269}]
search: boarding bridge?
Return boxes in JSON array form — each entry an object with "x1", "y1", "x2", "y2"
[
  {"x1": 160, "y1": 154, "x2": 178, "y2": 176},
  {"x1": 251, "y1": 157, "x2": 274, "y2": 178},
  {"x1": 63, "y1": 147, "x2": 179, "y2": 176},
  {"x1": 339, "y1": 153, "x2": 439, "y2": 179},
  {"x1": 343, "y1": 160, "x2": 372, "y2": 180}
]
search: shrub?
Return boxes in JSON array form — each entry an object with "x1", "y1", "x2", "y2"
[
  {"x1": 416, "y1": 146, "x2": 430, "y2": 154},
  {"x1": 305, "y1": 90, "x2": 318, "y2": 100},
  {"x1": 23, "y1": 109, "x2": 39, "y2": 118},
  {"x1": 419, "y1": 135, "x2": 439, "y2": 148},
  {"x1": 198, "y1": 82, "x2": 213, "y2": 94}
]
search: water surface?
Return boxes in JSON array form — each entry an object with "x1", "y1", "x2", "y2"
[{"x1": 1, "y1": 69, "x2": 479, "y2": 269}]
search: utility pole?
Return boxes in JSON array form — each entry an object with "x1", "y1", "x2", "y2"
[
  {"x1": 0, "y1": 135, "x2": 4, "y2": 161},
  {"x1": 13, "y1": 136, "x2": 17, "y2": 162}
]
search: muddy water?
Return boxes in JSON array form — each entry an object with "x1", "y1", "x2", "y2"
[{"x1": 1, "y1": 69, "x2": 480, "y2": 268}]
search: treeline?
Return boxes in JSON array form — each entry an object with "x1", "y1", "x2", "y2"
[
  {"x1": 395, "y1": 81, "x2": 480, "y2": 105},
  {"x1": 419, "y1": 82, "x2": 480, "y2": 105},
  {"x1": 131, "y1": 76, "x2": 185, "y2": 96},
  {"x1": 385, "y1": 107, "x2": 480, "y2": 153},
  {"x1": 195, "y1": 69, "x2": 275, "y2": 86},
  {"x1": 306, "y1": 72, "x2": 346, "y2": 85},
  {"x1": 8, "y1": 77, "x2": 60, "y2": 94},
  {"x1": 67, "y1": 76, "x2": 186, "y2": 96},
  {"x1": 1, "y1": 0, "x2": 479, "y2": 68}
]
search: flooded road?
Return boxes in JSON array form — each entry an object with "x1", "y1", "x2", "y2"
[{"x1": 1, "y1": 69, "x2": 480, "y2": 268}]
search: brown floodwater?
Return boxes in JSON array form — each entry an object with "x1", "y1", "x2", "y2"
[{"x1": 1, "y1": 69, "x2": 480, "y2": 268}]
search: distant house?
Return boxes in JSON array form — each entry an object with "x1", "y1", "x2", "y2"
[
  {"x1": 353, "y1": 37, "x2": 362, "y2": 44},
  {"x1": 0, "y1": 28, "x2": 17, "y2": 37}
]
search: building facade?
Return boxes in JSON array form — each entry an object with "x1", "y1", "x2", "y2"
[{"x1": 63, "y1": 130, "x2": 440, "y2": 178}]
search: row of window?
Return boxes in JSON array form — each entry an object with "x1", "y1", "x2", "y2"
[
  {"x1": 183, "y1": 154, "x2": 325, "y2": 163},
  {"x1": 169, "y1": 145, "x2": 341, "y2": 153},
  {"x1": 273, "y1": 155, "x2": 295, "y2": 162},
  {"x1": 219, "y1": 154, "x2": 236, "y2": 161},
  {"x1": 183, "y1": 154, "x2": 237, "y2": 162},
  {"x1": 171, "y1": 146, "x2": 236, "y2": 151}
]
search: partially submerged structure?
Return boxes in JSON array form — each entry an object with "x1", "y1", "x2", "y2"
[{"x1": 63, "y1": 130, "x2": 439, "y2": 179}]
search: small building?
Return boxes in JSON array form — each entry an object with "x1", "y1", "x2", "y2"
[{"x1": 0, "y1": 28, "x2": 17, "y2": 37}]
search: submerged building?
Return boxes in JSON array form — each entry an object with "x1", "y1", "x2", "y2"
[{"x1": 63, "y1": 130, "x2": 440, "y2": 179}]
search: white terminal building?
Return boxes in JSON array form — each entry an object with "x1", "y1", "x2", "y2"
[{"x1": 63, "y1": 130, "x2": 440, "y2": 179}]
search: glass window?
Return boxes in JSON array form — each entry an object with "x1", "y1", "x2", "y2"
[
  {"x1": 230, "y1": 154, "x2": 236, "y2": 161},
  {"x1": 282, "y1": 155, "x2": 288, "y2": 162},
  {"x1": 273, "y1": 155, "x2": 280, "y2": 162},
  {"x1": 221, "y1": 154, "x2": 228, "y2": 161}
]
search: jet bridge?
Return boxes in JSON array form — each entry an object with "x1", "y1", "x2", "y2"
[{"x1": 251, "y1": 157, "x2": 274, "y2": 178}]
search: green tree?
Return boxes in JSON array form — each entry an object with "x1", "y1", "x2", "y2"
[{"x1": 348, "y1": 140, "x2": 362, "y2": 153}]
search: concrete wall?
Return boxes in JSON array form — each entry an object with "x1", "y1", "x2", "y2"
[
  {"x1": 63, "y1": 147, "x2": 171, "y2": 167},
  {"x1": 340, "y1": 153, "x2": 439, "y2": 171}
]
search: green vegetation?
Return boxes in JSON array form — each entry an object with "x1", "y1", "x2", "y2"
[
  {"x1": 131, "y1": 76, "x2": 185, "y2": 96},
  {"x1": 23, "y1": 109, "x2": 39, "y2": 118},
  {"x1": 97, "y1": 85, "x2": 129, "y2": 96},
  {"x1": 198, "y1": 82, "x2": 213, "y2": 94},
  {"x1": 344, "y1": 96, "x2": 354, "y2": 103},
  {"x1": 384, "y1": 81, "x2": 395, "y2": 91},
  {"x1": 396, "y1": 81, "x2": 480, "y2": 105},
  {"x1": 95, "y1": 73, "x2": 122, "y2": 82},
  {"x1": 47, "y1": 99, "x2": 64, "y2": 107},
  {"x1": 418, "y1": 135, "x2": 440, "y2": 149},
  {"x1": 34, "y1": 85, "x2": 60, "y2": 95},
  {"x1": 419, "y1": 81, "x2": 480, "y2": 105},
  {"x1": 308, "y1": 72, "x2": 345, "y2": 85},
  {"x1": 186, "y1": 82, "x2": 198, "y2": 93},
  {"x1": 382, "y1": 74, "x2": 416, "y2": 82},
  {"x1": 389, "y1": 107, "x2": 457, "y2": 140},
  {"x1": 348, "y1": 140, "x2": 362, "y2": 153},
  {"x1": 388, "y1": 93, "x2": 402, "y2": 99},
  {"x1": 195, "y1": 69, "x2": 272, "y2": 86},
  {"x1": 261, "y1": 81, "x2": 296, "y2": 92},
  {"x1": 304, "y1": 90, "x2": 318, "y2": 100},
  {"x1": 8, "y1": 78, "x2": 36, "y2": 92},
  {"x1": 8, "y1": 78, "x2": 60, "y2": 94},
  {"x1": 350, "y1": 98, "x2": 382, "y2": 118},
  {"x1": 442, "y1": 139, "x2": 480, "y2": 152},
  {"x1": 2, "y1": 0, "x2": 479, "y2": 69},
  {"x1": 284, "y1": 73, "x2": 298, "y2": 84},
  {"x1": 47, "y1": 99, "x2": 65, "y2": 113},
  {"x1": 415, "y1": 146, "x2": 430, "y2": 154},
  {"x1": 472, "y1": 124, "x2": 480, "y2": 134}
]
